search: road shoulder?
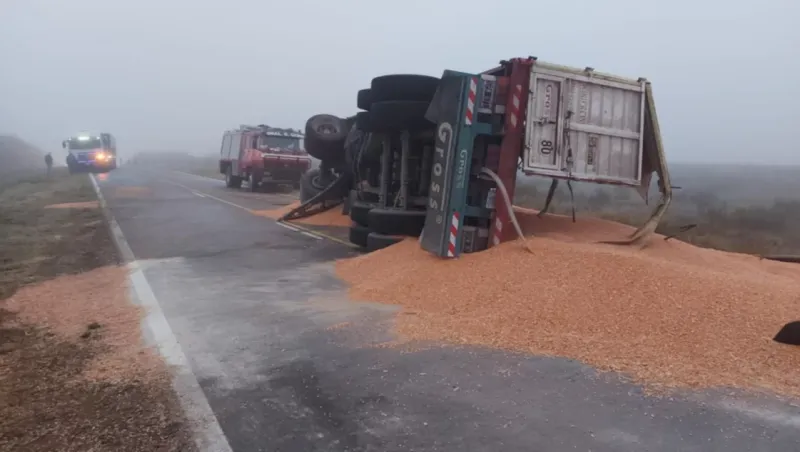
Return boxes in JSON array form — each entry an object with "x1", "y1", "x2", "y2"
[
  {"x1": 0, "y1": 170, "x2": 197, "y2": 451},
  {"x1": 90, "y1": 173, "x2": 232, "y2": 452}
]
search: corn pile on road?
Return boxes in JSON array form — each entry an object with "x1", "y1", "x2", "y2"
[{"x1": 88, "y1": 167, "x2": 800, "y2": 452}]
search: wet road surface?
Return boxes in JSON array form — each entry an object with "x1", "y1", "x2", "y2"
[{"x1": 97, "y1": 168, "x2": 800, "y2": 452}]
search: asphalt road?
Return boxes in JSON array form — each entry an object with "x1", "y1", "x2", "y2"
[{"x1": 97, "y1": 167, "x2": 800, "y2": 452}]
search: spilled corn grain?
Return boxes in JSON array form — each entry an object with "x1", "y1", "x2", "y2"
[
  {"x1": 336, "y1": 210, "x2": 800, "y2": 395},
  {"x1": 257, "y1": 200, "x2": 352, "y2": 227}
]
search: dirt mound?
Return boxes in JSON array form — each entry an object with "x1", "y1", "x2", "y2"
[
  {"x1": 336, "y1": 210, "x2": 800, "y2": 396},
  {"x1": 0, "y1": 135, "x2": 44, "y2": 176}
]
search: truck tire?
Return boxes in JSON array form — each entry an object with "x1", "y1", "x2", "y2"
[
  {"x1": 349, "y1": 200, "x2": 373, "y2": 227},
  {"x1": 370, "y1": 74, "x2": 440, "y2": 103},
  {"x1": 349, "y1": 224, "x2": 370, "y2": 248},
  {"x1": 248, "y1": 171, "x2": 262, "y2": 192},
  {"x1": 368, "y1": 208, "x2": 426, "y2": 236},
  {"x1": 357, "y1": 89, "x2": 372, "y2": 111},
  {"x1": 366, "y1": 232, "x2": 403, "y2": 252},
  {"x1": 225, "y1": 166, "x2": 242, "y2": 189},
  {"x1": 299, "y1": 168, "x2": 327, "y2": 202},
  {"x1": 370, "y1": 101, "x2": 432, "y2": 132},
  {"x1": 304, "y1": 114, "x2": 349, "y2": 163}
]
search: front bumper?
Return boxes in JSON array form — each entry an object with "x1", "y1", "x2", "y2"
[
  {"x1": 69, "y1": 159, "x2": 116, "y2": 172},
  {"x1": 262, "y1": 157, "x2": 311, "y2": 182}
]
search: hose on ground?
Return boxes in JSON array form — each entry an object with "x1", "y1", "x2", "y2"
[{"x1": 479, "y1": 167, "x2": 534, "y2": 254}]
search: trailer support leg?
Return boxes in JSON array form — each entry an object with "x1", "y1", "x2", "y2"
[{"x1": 539, "y1": 179, "x2": 559, "y2": 217}]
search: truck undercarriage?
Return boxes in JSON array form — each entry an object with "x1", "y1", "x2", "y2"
[{"x1": 288, "y1": 57, "x2": 673, "y2": 256}]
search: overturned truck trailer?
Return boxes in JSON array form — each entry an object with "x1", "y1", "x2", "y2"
[
  {"x1": 420, "y1": 57, "x2": 672, "y2": 258},
  {"x1": 284, "y1": 56, "x2": 671, "y2": 256}
]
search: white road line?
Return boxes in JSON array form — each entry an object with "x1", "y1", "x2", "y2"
[
  {"x1": 167, "y1": 181, "x2": 250, "y2": 211},
  {"x1": 172, "y1": 171, "x2": 224, "y2": 183},
  {"x1": 89, "y1": 175, "x2": 233, "y2": 452},
  {"x1": 171, "y1": 171, "x2": 298, "y2": 200},
  {"x1": 192, "y1": 191, "x2": 207, "y2": 198},
  {"x1": 166, "y1": 179, "x2": 346, "y2": 246},
  {"x1": 276, "y1": 221, "x2": 300, "y2": 232}
]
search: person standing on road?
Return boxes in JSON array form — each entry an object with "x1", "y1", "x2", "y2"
[{"x1": 44, "y1": 152, "x2": 53, "y2": 176}]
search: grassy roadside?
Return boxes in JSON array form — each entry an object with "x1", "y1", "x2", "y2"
[{"x1": 0, "y1": 169, "x2": 195, "y2": 452}]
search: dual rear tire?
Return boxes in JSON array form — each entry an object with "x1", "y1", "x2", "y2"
[
  {"x1": 346, "y1": 74, "x2": 440, "y2": 251},
  {"x1": 356, "y1": 74, "x2": 440, "y2": 133}
]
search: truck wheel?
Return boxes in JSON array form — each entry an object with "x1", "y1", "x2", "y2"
[
  {"x1": 370, "y1": 74, "x2": 440, "y2": 103},
  {"x1": 349, "y1": 200, "x2": 373, "y2": 227},
  {"x1": 354, "y1": 111, "x2": 372, "y2": 132},
  {"x1": 366, "y1": 232, "x2": 403, "y2": 252},
  {"x1": 225, "y1": 166, "x2": 242, "y2": 189},
  {"x1": 299, "y1": 168, "x2": 327, "y2": 202},
  {"x1": 349, "y1": 224, "x2": 370, "y2": 248},
  {"x1": 368, "y1": 208, "x2": 426, "y2": 236},
  {"x1": 248, "y1": 171, "x2": 262, "y2": 192},
  {"x1": 357, "y1": 89, "x2": 372, "y2": 111},
  {"x1": 304, "y1": 114, "x2": 349, "y2": 163},
  {"x1": 370, "y1": 101, "x2": 432, "y2": 132}
]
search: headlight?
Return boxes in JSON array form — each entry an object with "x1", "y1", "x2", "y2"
[{"x1": 95, "y1": 152, "x2": 107, "y2": 161}]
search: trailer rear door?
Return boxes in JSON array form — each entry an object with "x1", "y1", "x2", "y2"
[{"x1": 523, "y1": 62, "x2": 647, "y2": 186}]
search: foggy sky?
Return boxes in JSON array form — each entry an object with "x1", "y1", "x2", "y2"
[{"x1": 1, "y1": 0, "x2": 798, "y2": 164}]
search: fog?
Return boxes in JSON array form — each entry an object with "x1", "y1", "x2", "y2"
[{"x1": 1, "y1": 0, "x2": 798, "y2": 164}]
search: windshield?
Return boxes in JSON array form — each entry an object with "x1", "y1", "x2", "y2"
[
  {"x1": 258, "y1": 135, "x2": 300, "y2": 150},
  {"x1": 67, "y1": 137, "x2": 104, "y2": 150}
]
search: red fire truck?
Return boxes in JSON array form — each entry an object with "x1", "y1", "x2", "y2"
[{"x1": 219, "y1": 124, "x2": 311, "y2": 191}]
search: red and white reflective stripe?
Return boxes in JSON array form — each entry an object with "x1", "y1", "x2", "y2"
[
  {"x1": 446, "y1": 212, "x2": 460, "y2": 257},
  {"x1": 465, "y1": 78, "x2": 477, "y2": 125},
  {"x1": 492, "y1": 216, "x2": 502, "y2": 246},
  {"x1": 508, "y1": 84, "x2": 522, "y2": 129}
]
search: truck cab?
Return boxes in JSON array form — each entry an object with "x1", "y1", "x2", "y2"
[
  {"x1": 219, "y1": 125, "x2": 311, "y2": 192},
  {"x1": 63, "y1": 133, "x2": 118, "y2": 174}
]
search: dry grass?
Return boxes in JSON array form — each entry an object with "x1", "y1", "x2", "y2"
[
  {"x1": 0, "y1": 170, "x2": 195, "y2": 452},
  {"x1": 513, "y1": 181, "x2": 800, "y2": 256},
  {"x1": 336, "y1": 209, "x2": 800, "y2": 396}
]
